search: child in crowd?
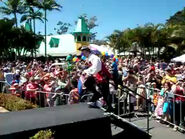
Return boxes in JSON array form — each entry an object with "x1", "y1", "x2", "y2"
[
  {"x1": 68, "y1": 79, "x2": 79, "y2": 104},
  {"x1": 9, "y1": 82, "x2": 21, "y2": 97}
]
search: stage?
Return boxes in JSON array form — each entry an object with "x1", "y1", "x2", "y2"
[
  {"x1": 0, "y1": 103, "x2": 151, "y2": 139},
  {"x1": 0, "y1": 103, "x2": 111, "y2": 139}
]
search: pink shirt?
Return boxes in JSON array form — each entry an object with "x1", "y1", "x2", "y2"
[
  {"x1": 43, "y1": 84, "x2": 52, "y2": 98},
  {"x1": 26, "y1": 83, "x2": 38, "y2": 98}
]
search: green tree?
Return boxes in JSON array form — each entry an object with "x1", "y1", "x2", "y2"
[
  {"x1": 167, "y1": 24, "x2": 185, "y2": 56},
  {"x1": 37, "y1": 0, "x2": 62, "y2": 57},
  {"x1": 166, "y1": 7, "x2": 185, "y2": 57},
  {"x1": 0, "y1": 0, "x2": 26, "y2": 27},
  {"x1": 167, "y1": 7, "x2": 185, "y2": 25},
  {"x1": 0, "y1": 18, "x2": 14, "y2": 58},
  {"x1": 0, "y1": 18, "x2": 43, "y2": 59},
  {"x1": 107, "y1": 30, "x2": 129, "y2": 54},
  {"x1": 20, "y1": 7, "x2": 44, "y2": 34},
  {"x1": 54, "y1": 21, "x2": 71, "y2": 35}
]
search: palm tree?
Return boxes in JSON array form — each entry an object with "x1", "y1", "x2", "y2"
[
  {"x1": 0, "y1": 18, "x2": 15, "y2": 59},
  {"x1": 0, "y1": 0, "x2": 25, "y2": 27},
  {"x1": 167, "y1": 24, "x2": 185, "y2": 56},
  {"x1": 167, "y1": 7, "x2": 185, "y2": 25},
  {"x1": 20, "y1": 7, "x2": 44, "y2": 34},
  {"x1": 37, "y1": 0, "x2": 62, "y2": 57}
]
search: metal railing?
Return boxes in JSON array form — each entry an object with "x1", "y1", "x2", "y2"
[
  {"x1": 116, "y1": 84, "x2": 153, "y2": 133},
  {"x1": 4, "y1": 86, "x2": 93, "y2": 108},
  {"x1": 161, "y1": 92, "x2": 185, "y2": 132},
  {"x1": 116, "y1": 84, "x2": 185, "y2": 133},
  {"x1": 0, "y1": 81, "x2": 10, "y2": 93}
]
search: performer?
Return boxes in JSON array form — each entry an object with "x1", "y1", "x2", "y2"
[{"x1": 80, "y1": 46, "x2": 113, "y2": 112}]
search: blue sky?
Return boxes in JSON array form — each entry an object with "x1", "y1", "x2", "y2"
[{"x1": 0, "y1": 0, "x2": 185, "y2": 40}]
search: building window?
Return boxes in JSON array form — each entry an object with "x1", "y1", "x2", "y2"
[
  {"x1": 77, "y1": 35, "x2": 81, "y2": 42},
  {"x1": 82, "y1": 36, "x2": 86, "y2": 41},
  {"x1": 49, "y1": 37, "x2": 60, "y2": 48}
]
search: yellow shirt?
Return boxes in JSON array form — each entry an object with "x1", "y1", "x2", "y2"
[{"x1": 161, "y1": 75, "x2": 177, "y2": 84}]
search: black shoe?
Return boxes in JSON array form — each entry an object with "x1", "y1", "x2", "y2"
[{"x1": 105, "y1": 107, "x2": 114, "y2": 112}]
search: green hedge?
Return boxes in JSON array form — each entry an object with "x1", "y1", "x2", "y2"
[{"x1": 0, "y1": 93, "x2": 37, "y2": 111}]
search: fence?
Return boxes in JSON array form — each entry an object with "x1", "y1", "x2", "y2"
[
  {"x1": 1, "y1": 79, "x2": 185, "y2": 133},
  {"x1": 160, "y1": 92, "x2": 185, "y2": 132},
  {"x1": 0, "y1": 81, "x2": 10, "y2": 93},
  {"x1": 116, "y1": 84, "x2": 152, "y2": 133},
  {"x1": 115, "y1": 84, "x2": 185, "y2": 133}
]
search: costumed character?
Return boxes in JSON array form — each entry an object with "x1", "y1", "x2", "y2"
[{"x1": 80, "y1": 46, "x2": 113, "y2": 112}]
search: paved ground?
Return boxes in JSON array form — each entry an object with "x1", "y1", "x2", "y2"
[{"x1": 130, "y1": 117, "x2": 185, "y2": 139}]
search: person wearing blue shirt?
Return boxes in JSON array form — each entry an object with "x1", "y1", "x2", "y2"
[{"x1": 112, "y1": 60, "x2": 118, "y2": 89}]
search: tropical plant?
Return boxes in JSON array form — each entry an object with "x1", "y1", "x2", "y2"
[
  {"x1": 0, "y1": 18, "x2": 43, "y2": 59},
  {"x1": 0, "y1": 18, "x2": 14, "y2": 58},
  {"x1": 20, "y1": 7, "x2": 44, "y2": 34},
  {"x1": 0, "y1": 0, "x2": 26, "y2": 27},
  {"x1": 167, "y1": 7, "x2": 185, "y2": 25},
  {"x1": 166, "y1": 7, "x2": 185, "y2": 57},
  {"x1": 37, "y1": 0, "x2": 62, "y2": 57},
  {"x1": 167, "y1": 24, "x2": 185, "y2": 56}
]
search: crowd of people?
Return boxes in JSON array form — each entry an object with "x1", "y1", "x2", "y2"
[{"x1": 0, "y1": 46, "x2": 185, "y2": 131}]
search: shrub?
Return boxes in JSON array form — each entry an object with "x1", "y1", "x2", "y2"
[
  {"x1": 0, "y1": 93, "x2": 37, "y2": 111},
  {"x1": 30, "y1": 129, "x2": 54, "y2": 139}
]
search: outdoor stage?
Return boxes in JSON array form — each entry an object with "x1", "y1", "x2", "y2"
[
  {"x1": 0, "y1": 103, "x2": 111, "y2": 139},
  {"x1": 0, "y1": 103, "x2": 151, "y2": 139}
]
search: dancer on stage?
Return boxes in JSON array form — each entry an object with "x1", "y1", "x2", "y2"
[{"x1": 80, "y1": 46, "x2": 113, "y2": 112}]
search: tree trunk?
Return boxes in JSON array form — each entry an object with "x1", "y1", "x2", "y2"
[
  {"x1": 33, "y1": 18, "x2": 36, "y2": 34},
  {"x1": 16, "y1": 48, "x2": 20, "y2": 59},
  {"x1": 33, "y1": 18, "x2": 36, "y2": 58},
  {"x1": 31, "y1": 49, "x2": 34, "y2": 58},
  {"x1": 148, "y1": 47, "x2": 151, "y2": 59},
  {"x1": 44, "y1": 9, "x2": 47, "y2": 58},
  {"x1": 14, "y1": 12, "x2": 18, "y2": 27},
  {"x1": 158, "y1": 46, "x2": 160, "y2": 58}
]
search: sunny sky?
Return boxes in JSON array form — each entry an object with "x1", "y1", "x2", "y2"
[{"x1": 0, "y1": 0, "x2": 185, "y2": 40}]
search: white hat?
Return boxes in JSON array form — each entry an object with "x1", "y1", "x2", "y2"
[
  {"x1": 138, "y1": 84, "x2": 145, "y2": 88},
  {"x1": 15, "y1": 69, "x2": 20, "y2": 74}
]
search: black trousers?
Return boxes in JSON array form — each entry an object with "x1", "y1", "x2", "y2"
[
  {"x1": 84, "y1": 76, "x2": 112, "y2": 109},
  {"x1": 97, "y1": 81, "x2": 112, "y2": 109},
  {"x1": 174, "y1": 101, "x2": 185, "y2": 126},
  {"x1": 84, "y1": 76, "x2": 101, "y2": 102}
]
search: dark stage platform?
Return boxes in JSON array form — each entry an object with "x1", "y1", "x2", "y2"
[{"x1": 0, "y1": 103, "x2": 111, "y2": 139}]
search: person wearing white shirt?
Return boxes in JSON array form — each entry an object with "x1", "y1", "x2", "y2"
[
  {"x1": 81, "y1": 46, "x2": 113, "y2": 112},
  {"x1": 84, "y1": 53, "x2": 102, "y2": 76}
]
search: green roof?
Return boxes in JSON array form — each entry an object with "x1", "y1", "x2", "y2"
[
  {"x1": 49, "y1": 37, "x2": 60, "y2": 48},
  {"x1": 25, "y1": 21, "x2": 32, "y2": 31},
  {"x1": 37, "y1": 40, "x2": 42, "y2": 46},
  {"x1": 73, "y1": 17, "x2": 90, "y2": 34}
]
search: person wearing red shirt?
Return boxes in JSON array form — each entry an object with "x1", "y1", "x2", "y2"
[
  {"x1": 173, "y1": 81, "x2": 185, "y2": 130},
  {"x1": 43, "y1": 77, "x2": 55, "y2": 107},
  {"x1": 26, "y1": 77, "x2": 38, "y2": 104}
]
